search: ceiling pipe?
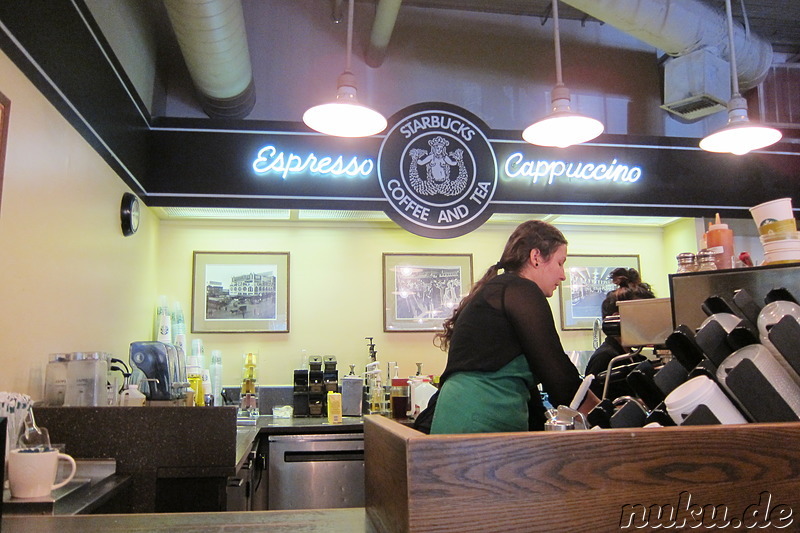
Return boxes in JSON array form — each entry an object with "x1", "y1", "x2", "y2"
[
  {"x1": 365, "y1": 0, "x2": 403, "y2": 68},
  {"x1": 163, "y1": 0, "x2": 255, "y2": 118},
  {"x1": 560, "y1": 0, "x2": 772, "y2": 90}
]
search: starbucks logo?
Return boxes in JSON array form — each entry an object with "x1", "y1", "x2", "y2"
[{"x1": 378, "y1": 104, "x2": 497, "y2": 238}]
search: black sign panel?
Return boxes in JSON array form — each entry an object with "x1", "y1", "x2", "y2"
[{"x1": 144, "y1": 103, "x2": 800, "y2": 238}]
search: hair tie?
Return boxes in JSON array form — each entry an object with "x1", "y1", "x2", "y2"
[{"x1": 495, "y1": 261, "x2": 504, "y2": 270}]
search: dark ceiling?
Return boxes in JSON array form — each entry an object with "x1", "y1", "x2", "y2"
[{"x1": 401, "y1": 0, "x2": 800, "y2": 54}]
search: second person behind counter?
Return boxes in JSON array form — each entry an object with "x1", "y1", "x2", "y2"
[
  {"x1": 585, "y1": 268, "x2": 656, "y2": 399},
  {"x1": 423, "y1": 220, "x2": 599, "y2": 434}
]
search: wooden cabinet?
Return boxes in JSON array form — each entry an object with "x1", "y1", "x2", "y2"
[{"x1": 365, "y1": 415, "x2": 800, "y2": 532}]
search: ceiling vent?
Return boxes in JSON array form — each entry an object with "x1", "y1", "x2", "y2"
[
  {"x1": 661, "y1": 49, "x2": 730, "y2": 121},
  {"x1": 756, "y1": 63, "x2": 800, "y2": 129}
]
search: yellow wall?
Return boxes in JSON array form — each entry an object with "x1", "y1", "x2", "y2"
[
  {"x1": 0, "y1": 48, "x2": 691, "y2": 396},
  {"x1": 158, "y1": 220, "x2": 674, "y2": 386},
  {"x1": 0, "y1": 51, "x2": 159, "y2": 394}
]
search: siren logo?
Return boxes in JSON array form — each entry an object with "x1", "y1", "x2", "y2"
[{"x1": 378, "y1": 104, "x2": 497, "y2": 238}]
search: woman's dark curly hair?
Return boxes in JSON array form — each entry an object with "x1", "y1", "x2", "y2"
[{"x1": 601, "y1": 268, "x2": 655, "y2": 318}]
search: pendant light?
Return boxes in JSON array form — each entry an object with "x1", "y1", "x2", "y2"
[
  {"x1": 523, "y1": 0, "x2": 603, "y2": 148},
  {"x1": 303, "y1": 0, "x2": 387, "y2": 137},
  {"x1": 699, "y1": 0, "x2": 781, "y2": 155}
]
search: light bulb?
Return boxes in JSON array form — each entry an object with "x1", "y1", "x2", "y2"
[
  {"x1": 523, "y1": 112, "x2": 604, "y2": 148},
  {"x1": 700, "y1": 97, "x2": 782, "y2": 155},
  {"x1": 303, "y1": 73, "x2": 387, "y2": 137},
  {"x1": 523, "y1": 86, "x2": 604, "y2": 148}
]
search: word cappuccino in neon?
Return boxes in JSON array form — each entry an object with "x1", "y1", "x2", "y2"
[
  {"x1": 252, "y1": 145, "x2": 374, "y2": 180},
  {"x1": 503, "y1": 152, "x2": 642, "y2": 186}
]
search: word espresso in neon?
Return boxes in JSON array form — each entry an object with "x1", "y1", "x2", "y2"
[
  {"x1": 252, "y1": 145, "x2": 374, "y2": 180},
  {"x1": 620, "y1": 491, "x2": 793, "y2": 530},
  {"x1": 503, "y1": 152, "x2": 642, "y2": 186},
  {"x1": 378, "y1": 106, "x2": 498, "y2": 238}
]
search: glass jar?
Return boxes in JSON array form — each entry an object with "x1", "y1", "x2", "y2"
[
  {"x1": 676, "y1": 252, "x2": 697, "y2": 273},
  {"x1": 697, "y1": 249, "x2": 719, "y2": 271},
  {"x1": 390, "y1": 378, "x2": 410, "y2": 419}
]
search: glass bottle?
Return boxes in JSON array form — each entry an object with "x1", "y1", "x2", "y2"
[
  {"x1": 239, "y1": 352, "x2": 259, "y2": 417},
  {"x1": 697, "y1": 249, "x2": 718, "y2": 271},
  {"x1": 676, "y1": 252, "x2": 697, "y2": 273}
]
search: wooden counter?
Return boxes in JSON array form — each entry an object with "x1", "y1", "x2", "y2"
[
  {"x1": 364, "y1": 415, "x2": 800, "y2": 532},
  {"x1": 1, "y1": 508, "x2": 371, "y2": 532}
]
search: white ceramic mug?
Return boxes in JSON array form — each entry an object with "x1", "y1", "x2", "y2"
[{"x1": 7, "y1": 448, "x2": 76, "y2": 499}]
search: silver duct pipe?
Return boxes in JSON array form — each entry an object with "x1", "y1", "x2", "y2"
[
  {"x1": 561, "y1": 0, "x2": 773, "y2": 90},
  {"x1": 366, "y1": 0, "x2": 403, "y2": 68},
  {"x1": 163, "y1": 0, "x2": 255, "y2": 118}
]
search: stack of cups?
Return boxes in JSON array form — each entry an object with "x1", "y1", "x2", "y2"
[{"x1": 749, "y1": 198, "x2": 800, "y2": 265}]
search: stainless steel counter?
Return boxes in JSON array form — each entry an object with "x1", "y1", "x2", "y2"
[{"x1": 235, "y1": 415, "x2": 364, "y2": 466}]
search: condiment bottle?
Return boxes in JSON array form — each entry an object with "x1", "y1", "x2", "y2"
[
  {"x1": 390, "y1": 377, "x2": 410, "y2": 419},
  {"x1": 676, "y1": 252, "x2": 697, "y2": 273},
  {"x1": 706, "y1": 213, "x2": 734, "y2": 269},
  {"x1": 186, "y1": 355, "x2": 204, "y2": 406},
  {"x1": 697, "y1": 249, "x2": 718, "y2": 271}
]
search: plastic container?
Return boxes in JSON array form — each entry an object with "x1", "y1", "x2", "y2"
[
  {"x1": 327, "y1": 392, "x2": 343, "y2": 424},
  {"x1": 186, "y1": 355, "x2": 204, "y2": 406},
  {"x1": 706, "y1": 213, "x2": 734, "y2": 269},
  {"x1": 44, "y1": 353, "x2": 70, "y2": 406},
  {"x1": 119, "y1": 384, "x2": 147, "y2": 406},
  {"x1": 63, "y1": 352, "x2": 108, "y2": 407},
  {"x1": 156, "y1": 296, "x2": 172, "y2": 344},
  {"x1": 172, "y1": 301, "x2": 186, "y2": 354},
  {"x1": 760, "y1": 231, "x2": 800, "y2": 244},
  {"x1": 210, "y1": 350, "x2": 223, "y2": 408},
  {"x1": 664, "y1": 375, "x2": 747, "y2": 425},
  {"x1": 192, "y1": 338, "x2": 206, "y2": 370},
  {"x1": 716, "y1": 344, "x2": 800, "y2": 419},
  {"x1": 201, "y1": 368, "x2": 212, "y2": 405}
]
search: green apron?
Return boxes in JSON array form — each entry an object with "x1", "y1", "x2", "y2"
[{"x1": 430, "y1": 355, "x2": 535, "y2": 434}]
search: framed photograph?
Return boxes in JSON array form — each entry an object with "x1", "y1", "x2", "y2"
[
  {"x1": 383, "y1": 253, "x2": 473, "y2": 332},
  {"x1": 559, "y1": 254, "x2": 641, "y2": 330},
  {"x1": 0, "y1": 91, "x2": 10, "y2": 214},
  {"x1": 192, "y1": 252, "x2": 289, "y2": 333}
]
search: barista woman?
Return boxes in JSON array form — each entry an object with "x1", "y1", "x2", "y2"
[{"x1": 428, "y1": 220, "x2": 599, "y2": 434}]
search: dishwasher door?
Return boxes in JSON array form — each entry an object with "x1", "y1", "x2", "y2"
[{"x1": 267, "y1": 433, "x2": 364, "y2": 510}]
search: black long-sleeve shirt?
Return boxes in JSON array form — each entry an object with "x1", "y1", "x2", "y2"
[{"x1": 441, "y1": 272, "x2": 582, "y2": 408}]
